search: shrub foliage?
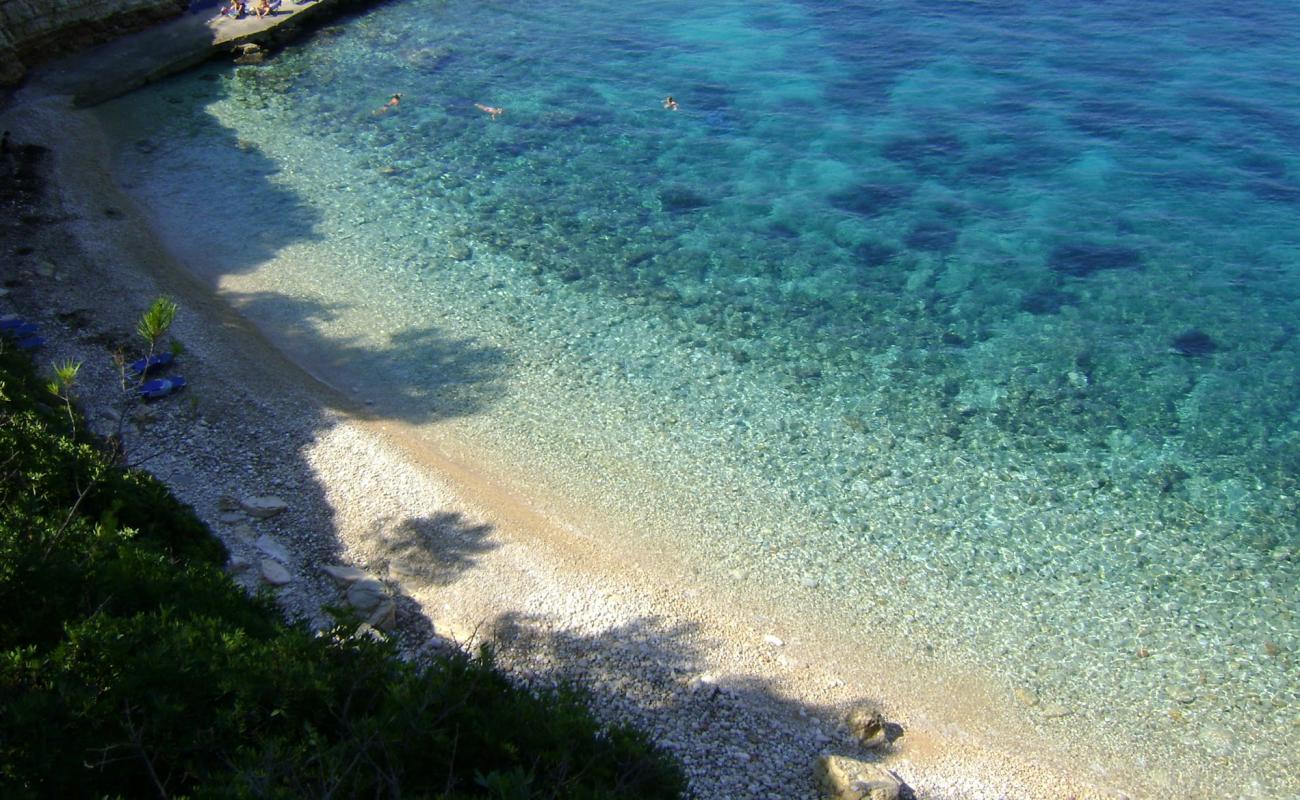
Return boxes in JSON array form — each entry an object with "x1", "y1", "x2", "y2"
[{"x1": 0, "y1": 346, "x2": 683, "y2": 798}]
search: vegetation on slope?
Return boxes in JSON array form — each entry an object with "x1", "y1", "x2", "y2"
[{"x1": 0, "y1": 343, "x2": 683, "y2": 799}]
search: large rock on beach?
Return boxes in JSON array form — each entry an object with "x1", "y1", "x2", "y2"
[
  {"x1": 814, "y1": 755, "x2": 902, "y2": 800},
  {"x1": 254, "y1": 534, "x2": 290, "y2": 563},
  {"x1": 240, "y1": 495, "x2": 288, "y2": 519},
  {"x1": 321, "y1": 564, "x2": 369, "y2": 585},
  {"x1": 259, "y1": 559, "x2": 291, "y2": 586},
  {"x1": 845, "y1": 704, "x2": 889, "y2": 749},
  {"x1": 347, "y1": 578, "x2": 396, "y2": 630}
]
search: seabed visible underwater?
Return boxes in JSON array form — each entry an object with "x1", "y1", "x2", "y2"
[{"x1": 100, "y1": 0, "x2": 1298, "y2": 794}]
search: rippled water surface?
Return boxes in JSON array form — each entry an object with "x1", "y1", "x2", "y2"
[{"x1": 101, "y1": 0, "x2": 1299, "y2": 793}]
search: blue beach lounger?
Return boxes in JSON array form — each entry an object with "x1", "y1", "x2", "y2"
[
  {"x1": 138, "y1": 376, "x2": 187, "y2": 400},
  {"x1": 130, "y1": 352, "x2": 175, "y2": 375},
  {"x1": 0, "y1": 321, "x2": 38, "y2": 338}
]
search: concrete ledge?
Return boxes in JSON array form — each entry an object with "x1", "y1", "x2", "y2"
[{"x1": 24, "y1": 0, "x2": 382, "y2": 107}]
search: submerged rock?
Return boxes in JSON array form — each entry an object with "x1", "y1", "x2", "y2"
[
  {"x1": 827, "y1": 182, "x2": 912, "y2": 218},
  {"x1": 1048, "y1": 242, "x2": 1142, "y2": 277},
  {"x1": 1171, "y1": 329, "x2": 1217, "y2": 357},
  {"x1": 659, "y1": 186, "x2": 709, "y2": 212}
]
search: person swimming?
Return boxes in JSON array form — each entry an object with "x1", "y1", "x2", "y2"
[
  {"x1": 663, "y1": 95, "x2": 679, "y2": 111},
  {"x1": 374, "y1": 93, "x2": 401, "y2": 114},
  {"x1": 475, "y1": 103, "x2": 504, "y2": 120}
]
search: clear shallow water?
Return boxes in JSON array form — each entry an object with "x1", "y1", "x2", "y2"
[{"x1": 102, "y1": 0, "x2": 1298, "y2": 793}]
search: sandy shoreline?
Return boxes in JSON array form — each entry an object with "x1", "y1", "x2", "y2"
[{"x1": 2, "y1": 74, "x2": 1195, "y2": 799}]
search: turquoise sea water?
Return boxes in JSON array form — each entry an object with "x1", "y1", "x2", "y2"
[{"x1": 101, "y1": 0, "x2": 1298, "y2": 793}]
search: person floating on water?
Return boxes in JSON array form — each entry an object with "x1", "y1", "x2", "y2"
[
  {"x1": 663, "y1": 95, "x2": 679, "y2": 111},
  {"x1": 375, "y1": 93, "x2": 401, "y2": 114},
  {"x1": 475, "y1": 103, "x2": 504, "y2": 120}
]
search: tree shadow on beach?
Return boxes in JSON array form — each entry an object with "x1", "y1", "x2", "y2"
[
  {"x1": 223, "y1": 290, "x2": 511, "y2": 423},
  {"x1": 365, "y1": 511, "x2": 498, "y2": 586},
  {"x1": 472, "y1": 610, "x2": 912, "y2": 800}
]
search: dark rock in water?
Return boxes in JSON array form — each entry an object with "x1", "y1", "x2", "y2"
[
  {"x1": 1249, "y1": 179, "x2": 1300, "y2": 205},
  {"x1": 827, "y1": 182, "x2": 913, "y2": 218},
  {"x1": 1049, "y1": 243, "x2": 1142, "y2": 277},
  {"x1": 853, "y1": 240, "x2": 896, "y2": 267},
  {"x1": 904, "y1": 221, "x2": 959, "y2": 252},
  {"x1": 406, "y1": 45, "x2": 452, "y2": 73},
  {"x1": 659, "y1": 186, "x2": 709, "y2": 212},
  {"x1": 882, "y1": 131, "x2": 965, "y2": 175},
  {"x1": 1021, "y1": 287, "x2": 1077, "y2": 315},
  {"x1": 767, "y1": 221, "x2": 800, "y2": 239},
  {"x1": 1171, "y1": 329, "x2": 1217, "y2": 357}
]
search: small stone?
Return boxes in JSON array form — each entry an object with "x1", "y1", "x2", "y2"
[
  {"x1": 763, "y1": 634, "x2": 784, "y2": 647},
  {"x1": 1014, "y1": 687, "x2": 1040, "y2": 707},
  {"x1": 800, "y1": 575, "x2": 820, "y2": 589},
  {"x1": 321, "y1": 564, "x2": 369, "y2": 585},
  {"x1": 231, "y1": 523, "x2": 256, "y2": 541},
  {"x1": 259, "y1": 559, "x2": 291, "y2": 586},
  {"x1": 1202, "y1": 727, "x2": 1234, "y2": 758},
  {"x1": 1166, "y1": 687, "x2": 1196, "y2": 705},
  {"x1": 815, "y1": 754, "x2": 902, "y2": 800},
  {"x1": 449, "y1": 242, "x2": 472, "y2": 261},
  {"x1": 218, "y1": 511, "x2": 244, "y2": 525},
  {"x1": 1042, "y1": 703, "x2": 1072, "y2": 719},
  {"x1": 225, "y1": 555, "x2": 252, "y2": 574},
  {"x1": 217, "y1": 495, "x2": 242, "y2": 512},
  {"x1": 1263, "y1": 641, "x2": 1281, "y2": 657},
  {"x1": 240, "y1": 495, "x2": 288, "y2": 519},
  {"x1": 254, "y1": 535, "x2": 290, "y2": 564}
]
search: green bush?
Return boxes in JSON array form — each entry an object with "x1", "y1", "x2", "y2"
[{"x1": 0, "y1": 346, "x2": 683, "y2": 798}]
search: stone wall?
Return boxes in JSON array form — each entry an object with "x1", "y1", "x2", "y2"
[{"x1": 1, "y1": 0, "x2": 186, "y2": 85}]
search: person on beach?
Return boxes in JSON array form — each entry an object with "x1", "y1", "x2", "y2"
[
  {"x1": 475, "y1": 103, "x2": 504, "y2": 120},
  {"x1": 663, "y1": 95, "x2": 679, "y2": 111},
  {"x1": 220, "y1": 0, "x2": 246, "y2": 18},
  {"x1": 255, "y1": 0, "x2": 271, "y2": 18}
]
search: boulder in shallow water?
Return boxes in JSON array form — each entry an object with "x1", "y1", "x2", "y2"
[
  {"x1": 1171, "y1": 329, "x2": 1217, "y2": 357},
  {"x1": 659, "y1": 185, "x2": 709, "y2": 212},
  {"x1": 1048, "y1": 242, "x2": 1142, "y2": 277}
]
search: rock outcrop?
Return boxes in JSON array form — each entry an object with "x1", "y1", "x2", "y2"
[
  {"x1": 814, "y1": 755, "x2": 903, "y2": 800},
  {"x1": 1, "y1": 0, "x2": 187, "y2": 85}
]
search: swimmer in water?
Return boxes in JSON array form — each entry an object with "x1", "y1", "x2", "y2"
[{"x1": 475, "y1": 103, "x2": 504, "y2": 120}]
